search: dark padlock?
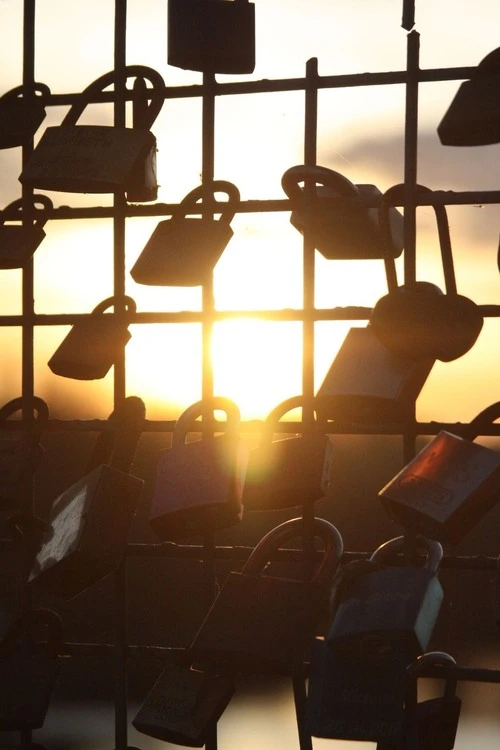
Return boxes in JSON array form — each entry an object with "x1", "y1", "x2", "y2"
[
  {"x1": 438, "y1": 47, "x2": 500, "y2": 146},
  {"x1": 149, "y1": 397, "x2": 248, "y2": 541},
  {"x1": 315, "y1": 325, "x2": 435, "y2": 424},
  {"x1": 0, "y1": 608, "x2": 63, "y2": 730},
  {"x1": 189, "y1": 516, "x2": 344, "y2": 675},
  {"x1": 20, "y1": 65, "x2": 164, "y2": 201},
  {"x1": 281, "y1": 164, "x2": 404, "y2": 260},
  {"x1": 130, "y1": 181, "x2": 240, "y2": 286},
  {"x1": 0, "y1": 82, "x2": 49, "y2": 149},
  {"x1": 326, "y1": 535, "x2": 444, "y2": 664},
  {"x1": 168, "y1": 0, "x2": 255, "y2": 74},
  {"x1": 133, "y1": 658, "x2": 235, "y2": 746},
  {"x1": 0, "y1": 194, "x2": 52, "y2": 269},
  {"x1": 47, "y1": 295, "x2": 136, "y2": 380},
  {"x1": 242, "y1": 395, "x2": 334, "y2": 511}
]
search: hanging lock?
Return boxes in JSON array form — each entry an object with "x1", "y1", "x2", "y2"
[
  {"x1": 0, "y1": 194, "x2": 52, "y2": 269},
  {"x1": 281, "y1": 164, "x2": 404, "y2": 260},
  {"x1": 0, "y1": 82, "x2": 50, "y2": 149},
  {"x1": 189, "y1": 516, "x2": 344, "y2": 675},
  {"x1": 20, "y1": 65, "x2": 164, "y2": 201},
  {"x1": 131, "y1": 181, "x2": 240, "y2": 286}
]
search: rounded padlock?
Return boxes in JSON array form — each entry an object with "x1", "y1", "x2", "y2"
[
  {"x1": 0, "y1": 82, "x2": 50, "y2": 149},
  {"x1": 0, "y1": 194, "x2": 53, "y2": 269}
]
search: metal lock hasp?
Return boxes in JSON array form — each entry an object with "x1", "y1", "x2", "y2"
[
  {"x1": 149, "y1": 397, "x2": 248, "y2": 541},
  {"x1": 20, "y1": 65, "x2": 164, "y2": 201},
  {"x1": 130, "y1": 181, "x2": 240, "y2": 286},
  {"x1": 189, "y1": 516, "x2": 343, "y2": 675},
  {"x1": 326, "y1": 535, "x2": 444, "y2": 664},
  {"x1": 242, "y1": 395, "x2": 334, "y2": 511},
  {"x1": 281, "y1": 164, "x2": 404, "y2": 260},
  {"x1": 0, "y1": 82, "x2": 50, "y2": 149},
  {"x1": 0, "y1": 194, "x2": 52, "y2": 269},
  {"x1": 47, "y1": 296, "x2": 136, "y2": 380}
]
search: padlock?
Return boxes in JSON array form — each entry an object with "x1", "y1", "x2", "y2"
[
  {"x1": 326, "y1": 535, "x2": 444, "y2": 664},
  {"x1": 133, "y1": 658, "x2": 235, "y2": 746},
  {"x1": 281, "y1": 164, "x2": 404, "y2": 260},
  {"x1": 0, "y1": 82, "x2": 50, "y2": 149},
  {"x1": 20, "y1": 65, "x2": 164, "y2": 201},
  {"x1": 130, "y1": 181, "x2": 240, "y2": 286},
  {"x1": 438, "y1": 47, "x2": 500, "y2": 146},
  {"x1": 189, "y1": 516, "x2": 344, "y2": 674},
  {"x1": 370, "y1": 185, "x2": 483, "y2": 362},
  {"x1": 315, "y1": 325, "x2": 435, "y2": 424},
  {"x1": 0, "y1": 607, "x2": 63, "y2": 730},
  {"x1": 47, "y1": 295, "x2": 136, "y2": 380},
  {"x1": 0, "y1": 194, "x2": 52, "y2": 269},
  {"x1": 149, "y1": 397, "x2": 248, "y2": 540},
  {"x1": 242, "y1": 395, "x2": 334, "y2": 511},
  {"x1": 168, "y1": 0, "x2": 255, "y2": 74}
]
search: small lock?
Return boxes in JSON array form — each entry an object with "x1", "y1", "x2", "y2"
[
  {"x1": 131, "y1": 181, "x2": 240, "y2": 286},
  {"x1": 281, "y1": 164, "x2": 404, "y2": 260},
  {"x1": 47, "y1": 296, "x2": 136, "y2": 381},
  {"x1": 0, "y1": 194, "x2": 52, "y2": 269},
  {"x1": 0, "y1": 82, "x2": 50, "y2": 149}
]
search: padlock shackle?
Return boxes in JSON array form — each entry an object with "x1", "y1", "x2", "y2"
[
  {"x1": 0, "y1": 396, "x2": 49, "y2": 431},
  {"x1": 175, "y1": 181, "x2": 241, "y2": 225},
  {"x1": 241, "y1": 516, "x2": 343, "y2": 588},
  {"x1": 1, "y1": 82, "x2": 51, "y2": 102},
  {"x1": 60, "y1": 65, "x2": 165, "y2": 130},
  {"x1": 172, "y1": 396, "x2": 241, "y2": 447},
  {"x1": 0, "y1": 607, "x2": 63, "y2": 658},
  {"x1": 476, "y1": 47, "x2": 500, "y2": 70},
  {"x1": 462, "y1": 401, "x2": 500, "y2": 441},
  {"x1": 369, "y1": 535, "x2": 443, "y2": 574},
  {"x1": 0, "y1": 194, "x2": 53, "y2": 228},
  {"x1": 91, "y1": 295, "x2": 137, "y2": 317},
  {"x1": 281, "y1": 165, "x2": 360, "y2": 204},
  {"x1": 258, "y1": 394, "x2": 326, "y2": 447},
  {"x1": 407, "y1": 650, "x2": 457, "y2": 678}
]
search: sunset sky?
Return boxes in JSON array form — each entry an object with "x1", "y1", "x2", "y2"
[{"x1": 1, "y1": 0, "x2": 500, "y2": 423}]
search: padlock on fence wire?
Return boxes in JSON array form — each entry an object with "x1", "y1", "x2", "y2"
[
  {"x1": 149, "y1": 397, "x2": 248, "y2": 541},
  {"x1": 47, "y1": 296, "x2": 136, "y2": 380},
  {"x1": 168, "y1": 0, "x2": 255, "y2": 74},
  {"x1": 133, "y1": 659, "x2": 235, "y2": 746},
  {"x1": 0, "y1": 82, "x2": 50, "y2": 149},
  {"x1": 0, "y1": 608, "x2": 63, "y2": 730},
  {"x1": 0, "y1": 194, "x2": 52, "y2": 269},
  {"x1": 326, "y1": 535, "x2": 444, "y2": 664},
  {"x1": 281, "y1": 164, "x2": 404, "y2": 260},
  {"x1": 242, "y1": 395, "x2": 334, "y2": 511},
  {"x1": 315, "y1": 325, "x2": 435, "y2": 424},
  {"x1": 130, "y1": 181, "x2": 240, "y2": 286},
  {"x1": 438, "y1": 47, "x2": 500, "y2": 146},
  {"x1": 189, "y1": 516, "x2": 343, "y2": 674},
  {"x1": 20, "y1": 65, "x2": 164, "y2": 201}
]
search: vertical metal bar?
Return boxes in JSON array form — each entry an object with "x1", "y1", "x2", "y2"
[
  {"x1": 292, "y1": 667, "x2": 314, "y2": 750},
  {"x1": 114, "y1": 560, "x2": 130, "y2": 750},
  {"x1": 401, "y1": 0, "x2": 416, "y2": 31},
  {"x1": 403, "y1": 30, "x2": 420, "y2": 287}
]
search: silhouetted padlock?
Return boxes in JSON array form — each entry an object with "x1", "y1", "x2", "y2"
[
  {"x1": 0, "y1": 608, "x2": 63, "y2": 730},
  {"x1": 438, "y1": 47, "x2": 500, "y2": 146},
  {"x1": 281, "y1": 164, "x2": 404, "y2": 260},
  {"x1": 149, "y1": 397, "x2": 248, "y2": 540},
  {"x1": 168, "y1": 0, "x2": 255, "y2": 74},
  {"x1": 326, "y1": 535, "x2": 444, "y2": 664},
  {"x1": 133, "y1": 659, "x2": 235, "y2": 746},
  {"x1": 130, "y1": 181, "x2": 240, "y2": 286},
  {"x1": 0, "y1": 82, "x2": 49, "y2": 149},
  {"x1": 242, "y1": 395, "x2": 334, "y2": 511},
  {"x1": 47, "y1": 296, "x2": 136, "y2": 380},
  {"x1": 189, "y1": 516, "x2": 343, "y2": 674},
  {"x1": 0, "y1": 194, "x2": 52, "y2": 269},
  {"x1": 20, "y1": 66, "x2": 164, "y2": 201},
  {"x1": 315, "y1": 326, "x2": 435, "y2": 424}
]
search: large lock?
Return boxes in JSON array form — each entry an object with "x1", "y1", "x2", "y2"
[
  {"x1": 438, "y1": 47, "x2": 500, "y2": 146},
  {"x1": 189, "y1": 516, "x2": 344, "y2": 674},
  {"x1": 130, "y1": 181, "x2": 240, "y2": 286},
  {"x1": 133, "y1": 657, "x2": 235, "y2": 746},
  {"x1": 47, "y1": 295, "x2": 136, "y2": 380},
  {"x1": 0, "y1": 194, "x2": 52, "y2": 269},
  {"x1": 326, "y1": 535, "x2": 444, "y2": 663},
  {"x1": 0, "y1": 607, "x2": 63, "y2": 730},
  {"x1": 315, "y1": 325, "x2": 435, "y2": 424},
  {"x1": 20, "y1": 65, "x2": 164, "y2": 201},
  {"x1": 0, "y1": 82, "x2": 49, "y2": 149},
  {"x1": 168, "y1": 0, "x2": 255, "y2": 74},
  {"x1": 149, "y1": 397, "x2": 248, "y2": 541},
  {"x1": 281, "y1": 164, "x2": 404, "y2": 260},
  {"x1": 242, "y1": 395, "x2": 334, "y2": 511}
]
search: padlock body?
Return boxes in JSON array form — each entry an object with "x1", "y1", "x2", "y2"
[
  {"x1": 131, "y1": 218, "x2": 233, "y2": 286},
  {"x1": 379, "y1": 430, "x2": 500, "y2": 544},
  {"x1": 438, "y1": 75, "x2": 500, "y2": 146},
  {"x1": 168, "y1": 0, "x2": 256, "y2": 74},
  {"x1": 377, "y1": 694, "x2": 462, "y2": 750},
  {"x1": 0, "y1": 97, "x2": 46, "y2": 149},
  {"x1": 0, "y1": 430, "x2": 41, "y2": 510},
  {"x1": 0, "y1": 225, "x2": 46, "y2": 268}
]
